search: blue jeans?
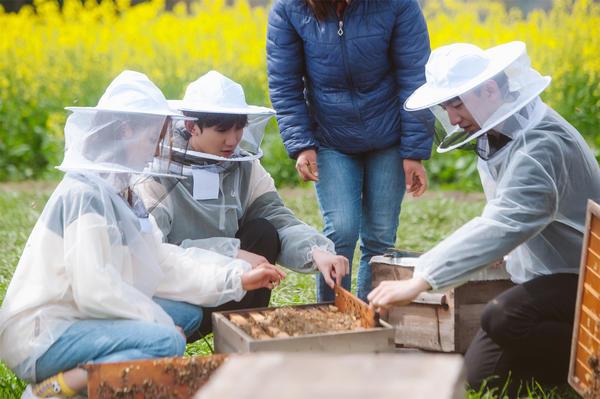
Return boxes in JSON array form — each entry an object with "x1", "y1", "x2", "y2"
[
  {"x1": 35, "y1": 298, "x2": 203, "y2": 382},
  {"x1": 315, "y1": 146, "x2": 405, "y2": 302}
]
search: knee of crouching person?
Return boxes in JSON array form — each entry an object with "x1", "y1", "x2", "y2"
[{"x1": 480, "y1": 298, "x2": 510, "y2": 341}]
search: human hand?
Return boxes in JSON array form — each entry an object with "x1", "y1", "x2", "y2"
[
  {"x1": 237, "y1": 249, "x2": 268, "y2": 269},
  {"x1": 403, "y1": 159, "x2": 428, "y2": 197},
  {"x1": 312, "y1": 248, "x2": 349, "y2": 288},
  {"x1": 367, "y1": 277, "x2": 431, "y2": 312},
  {"x1": 241, "y1": 263, "x2": 286, "y2": 291},
  {"x1": 296, "y1": 149, "x2": 319, "y2": 182}
]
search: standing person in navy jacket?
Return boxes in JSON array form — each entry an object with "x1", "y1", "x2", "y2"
[{"x1": 266, "y1": 0, "x2": 433, "y2": 302}]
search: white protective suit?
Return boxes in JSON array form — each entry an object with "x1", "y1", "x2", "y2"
[
  {"x1": 415, "y1": 102, "x2": 600, "y2": 290},
  {"x1": 0, "y1": 71, "x2": 250, "y2": 381},
  {"x1": 403, "y1": 42, "x2": 600, "y2": 290}
]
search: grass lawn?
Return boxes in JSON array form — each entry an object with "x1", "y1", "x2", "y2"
[{"x1": 0, "y1": 181, "x2": 580, "y2": 398}]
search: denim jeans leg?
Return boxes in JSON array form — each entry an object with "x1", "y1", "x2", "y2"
[
  {"x1": 152, "y1": 297, "x2": 203, "y2": 337},
  {"x1": 314, "y1": 147, "x2": 363, "y2": 302},
  {"x1": 34, "y1": 298, "x2": 199, "y2": 382},
  {"x1": 356, "y1": 146, "x2": 405, "y2": 301},
  {"x1": 35, "y1": 319, "x2": 186, "y2": 382}
]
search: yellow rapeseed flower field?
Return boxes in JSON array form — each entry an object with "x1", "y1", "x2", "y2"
[{"x1": 0, "y1": 0, "x2": 598, "y2": 185}]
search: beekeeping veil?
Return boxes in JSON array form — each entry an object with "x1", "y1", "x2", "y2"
[
  {"x1": 0, "y1": 71, "x2": 200, "y2": 381},
  {"x1": 59, "y1": 70, "x2": 194, "y2": 212},
  {"x1": 166, "y1": 70, "x2": 275, "y2": 166},
  {"x1": 404, "y1": 42, "x2": 551, "y2": 158}
]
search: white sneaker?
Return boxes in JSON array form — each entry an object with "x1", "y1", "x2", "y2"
[{"x1": 20, "y1": 384, "x2": 60, "y2": 399}]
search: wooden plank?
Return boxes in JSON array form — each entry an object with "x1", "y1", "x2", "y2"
[
  {"x1": 413, "y1": 292, "x2": 447, "y2": 306},
  {"x1": 371, "y1": 262, "x2": 414, "y2": 288},
  {"x1": 370, "y1": 255, "x2": 509, "y2": 282},
  {"x1": 213, "y1": 313, "x2": 251, "y2": 353},
  {"x1": 387, "y1": 304, "x2": 455, "y2": 352},
  {"x1": 246, "y1": 325, "x2": 395, "y2": 353},
  {"x1": 194, "y1": 353, "x2": 465, "y2": 399}
]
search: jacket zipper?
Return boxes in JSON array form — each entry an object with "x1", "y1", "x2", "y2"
[{"x1": 337, "y1": 9, "x2": 366, "y2": 140}]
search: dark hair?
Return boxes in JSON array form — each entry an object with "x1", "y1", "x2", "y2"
[
  {"x1": 182, "y1": 112, "x2": 248, "y2": 132},
  {"x1": 305, "y1": 0, "x2": 333, "y2": 21},
  {"x1": 443, "y1": 72, "x2": 517, "y2": 105},
  {"x1": 474, "y1": 71, "x2": 517, "y2": 101}
]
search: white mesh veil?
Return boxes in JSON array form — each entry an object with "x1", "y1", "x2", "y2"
[
  {"x1": 404, "y1": 42, "x2": 551, "y2": 155},
  {"x1": 166, "y1": 70, "x2": 275, "y2": 164}
]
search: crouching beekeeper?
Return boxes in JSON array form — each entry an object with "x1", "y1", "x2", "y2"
[
  {"x1": 368, "y1": 42, "x2": 600, "y2": 393},
  {"x1": 0, "y1": 71, "x2": 283, "y2": 399}
]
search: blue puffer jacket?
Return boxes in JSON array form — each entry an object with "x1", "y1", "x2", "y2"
[{"x1": 267, "y1": 0, "x2": 433, "y2": 160}]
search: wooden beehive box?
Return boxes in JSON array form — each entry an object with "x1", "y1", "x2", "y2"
[
  {"x1": 569, "y1": 200, "x2": 600, "y2": 397},
  {"x1": 194, "y1": 352, "x2": 466, "y2": 399},
  {"x1": 213, "y1": 286, "x2": 394, "y2": 354},
  {"x1": 85, "y1": 354, "x2": 227, "y2": 399},
  {"x1": 371, "y1": 250, "x2": 513, "y2": 353}
]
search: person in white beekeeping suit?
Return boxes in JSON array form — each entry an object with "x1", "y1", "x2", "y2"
[
  {"x1": 368, "y1": 42, "x2": 600, "y2": 393},
  {"x1": 136, "y1": 71, "x2": 348, "y2": 337},
  {"x1": 0, "y1": 70, "x2": 284, "y2": 399}
]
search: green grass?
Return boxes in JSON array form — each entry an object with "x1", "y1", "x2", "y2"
[{"x1": 0, "y1": 182, "x2": 580, "y2": 398}]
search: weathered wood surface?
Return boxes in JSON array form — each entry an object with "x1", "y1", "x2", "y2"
[
  {"x1": 213, "y1": 302, "x2": 395, "y2": 354},
  {"x1": 194, "y1": 353, "x2": 465, "y2": 399},
  {"x1": 370, "y1": 255, "x2": 510, "y2": 283},
  {"x1": 388, "y1": 302, "x2": 456, "y2": 352},
  {"x1": 85, "y1": 355, "x2": 227, "y2": 399},
  {"x1": 371, "y1": 253, "x2": 513, "y2": 353},
  {"x1": 569, "y1": 200, "x2": 600, "y2": 397}
]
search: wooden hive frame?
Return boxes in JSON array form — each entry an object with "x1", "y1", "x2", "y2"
[
  {"x1": 212, "y1": 285, "x2": 395, "y2": 354},
  {"x1": 569, "y1": 200, "x2": 600, "y2": 397},
  {"x1": 84, "y1": 354, "x2": 228, "y2": 399}
]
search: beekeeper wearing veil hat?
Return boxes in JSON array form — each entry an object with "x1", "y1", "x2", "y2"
[
  {"x1": 0, "y1": 70, "x2": 283, "y2": 399},
  {"x1": 137, "y1": 70, "x2": 348, "y2": 336},
  {"x1": 368, "y1": 42, "x2": 600, "y2": 392}
]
